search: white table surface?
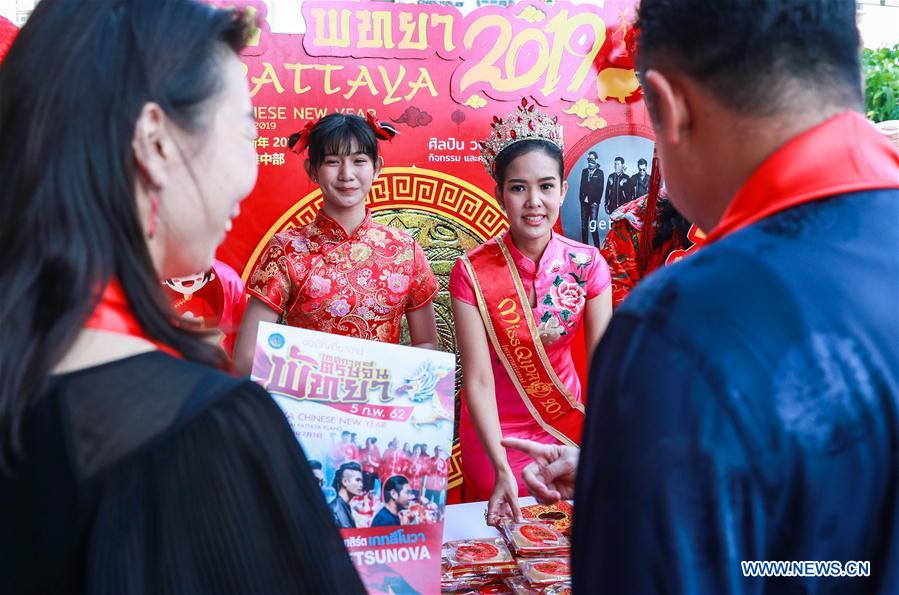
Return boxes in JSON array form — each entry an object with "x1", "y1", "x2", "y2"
[{"x1": 442, "y1": 497, "x2": 538, "y2": 542}]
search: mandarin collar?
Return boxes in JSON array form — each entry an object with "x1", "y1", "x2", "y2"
[
  {"x1": 502, "y1": 231, "x2": 557, "y2": 275},
  {"x1": 707, "y1": 111, "x2": 899, "y2": 243},
  {"x1": 313, "y1": 209, "x2": 373, "y2": 242}
]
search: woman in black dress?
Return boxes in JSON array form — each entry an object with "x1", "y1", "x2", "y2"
[{"x1": 0, "y1": 1, "x2": 364, "y2": 593}]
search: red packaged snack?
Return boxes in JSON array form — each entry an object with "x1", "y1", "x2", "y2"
[
  {"x1": 519, "y1": 501, "x2": 573, "y2": 536},
  {"x1": 442, "y1": 539, "x2": 518, "y2": 578},
  {"x1": 445, "y1": 538, "x2": 514, "y2": 565},
  {"x1": 499, "y1": 521, "x2": 570, "y2": 556},
  {"x1": 517, "y1": 558, "x2": 571, "y2": 586}
]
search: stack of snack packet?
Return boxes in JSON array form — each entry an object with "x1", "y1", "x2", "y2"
[
  {"x1": 441, "y1": 538, "x2": 521, "y2": 593},
  {"x1": 506, "y1": 559, "x2": 571, "y2": 594},
  {"x1": 498, "y1": 521, "x2": 570, "y2": 558},
  {"x1": 496, "y1": 520, "x2": 571, "y2": 594}
]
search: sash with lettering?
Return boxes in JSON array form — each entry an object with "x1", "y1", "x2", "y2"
[{"x1": 462, "y1": 237, "x2": 584, "y2": 446}]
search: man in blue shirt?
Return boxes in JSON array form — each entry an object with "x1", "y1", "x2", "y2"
[
  {"x1": 372, "y1": 475, "x2": 412, "y2": 527},
  {"x1": 504, "y1": 0, "x2": 899, "y2": 592}
]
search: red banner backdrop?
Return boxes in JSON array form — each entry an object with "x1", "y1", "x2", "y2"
[{"x1": 216, "y1": 0, "x2": 651, "y2": 499}]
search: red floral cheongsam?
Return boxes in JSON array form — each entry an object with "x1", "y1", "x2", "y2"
[{"x1": 246, "y1": 210, "x2": 438, "y2": 343}]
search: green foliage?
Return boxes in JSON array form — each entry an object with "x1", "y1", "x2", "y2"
[{"x1": 863, "y1": 44, "x2": 899, "y2": 122}]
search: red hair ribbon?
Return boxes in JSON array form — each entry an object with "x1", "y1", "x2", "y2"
[
  {"x1": 365, "y1": 112, "x2": 398, "y2": 141},
  {"x1": 288, "y1": 120, "x2": 316, "y2": 154}
]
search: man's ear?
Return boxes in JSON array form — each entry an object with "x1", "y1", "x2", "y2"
[
  {"x1": 132, "y1": 102, "x2": 170, "y2": 189},
  {"x1": 643, "y1": 70, "x2": 690, "y2": 146}
]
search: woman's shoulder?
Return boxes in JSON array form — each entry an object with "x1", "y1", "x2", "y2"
[
  {"x1": 462, "y1": 236, "x2": 500, "y2": 261},
  {"x1": 270, "y1": 225, "x2": 311, "y2": 246},
  {"x1": 55, "y1": 353, "x2": 268, "y2": 479}
]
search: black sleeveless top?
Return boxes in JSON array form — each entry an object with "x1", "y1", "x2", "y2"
[{"x1": 0, "y1": 352, "x2": 364, "y2": 594}]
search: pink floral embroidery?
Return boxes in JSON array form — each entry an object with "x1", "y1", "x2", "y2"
[
  {"x1": 537, "y1": 316, "x2": 565, "y2": 345},
  {"x1": 547, "y1": 259, "x2": 565, "y2": 275},
  {"x1": 549, "y1": 279, "x2": 586, "y2": 314},
  {"x1": 386, "y1": 272, "x2": 410, "y2": 293},
  {"x1": 306, "y1": 274, "x2": 332, "y2": 298},
  {"x1": 538, "y1": 250, "x2": 592, "y2": 337},
  {"x1": 327, "y1": 298, "x2": 351, "y2": 317}
]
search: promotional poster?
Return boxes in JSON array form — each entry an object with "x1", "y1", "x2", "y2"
[{"x1": 251, "y1": 321, "x2": 457, "y2": 594}]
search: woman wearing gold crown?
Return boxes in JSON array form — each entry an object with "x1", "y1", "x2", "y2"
[{"x1": 450, "y1": 99, "x2": 613, "y2": 520}]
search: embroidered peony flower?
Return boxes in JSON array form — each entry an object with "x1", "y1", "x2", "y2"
[
  {"x1": 547, "y1": 259, "x2": 565, "y2": 275},
  {"x1": 569, "y1": 251, "x2": 591, "y2": 267},
  {"x1": 350, "y1": 244, "x2": 372, "y2": 262},
  {"x1": 386, "y1": 272, "x2": 410, "y2": 293},
  {"x1": 366, "y1": 228, "x2": 387, "y2": 245},
  {"x1": 306, "y1": 274, "x2": 332, "y2": 298},
  {"x1": 289, "y1": 238, "x2": 312, "y2": 253},
  {"x1": 537, "y1": 315, "x2": 565, "y2": 345},
  {"x1": 326, "y1": 298, "x2": 351, "y2": 317},
  {"x1": 550, "y1": 279, "x2": 586, "y2": 315},
  {"x1": 356, "y1": 306, "x2": 374, "y2": 319}
]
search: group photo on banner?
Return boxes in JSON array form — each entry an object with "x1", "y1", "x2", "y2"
[{"x1": 3, "y1": 0, "x2": 898, "y2": 594}]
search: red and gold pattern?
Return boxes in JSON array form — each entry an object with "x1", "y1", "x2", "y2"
[
  {"x1": 600, "y1": 195, "x2": 701, "y2": 308},
  {"x1": 247, "y1": 209, "x2": 437, "y2": 343},
  {"x1": 447, "y1": 438, "x2": 465, "y2": 499},
  {"x1": 519, "y1": 501, "x2": 573, "y2": 537}
]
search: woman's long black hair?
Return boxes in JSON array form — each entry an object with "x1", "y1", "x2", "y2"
[{"x1": 0, "y1": 0, "x2": 250, "y2": 466}]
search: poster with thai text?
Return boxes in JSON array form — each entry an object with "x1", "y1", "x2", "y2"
[{"x1": 252, "y1": 321, "x2": 456, "y2": 594}]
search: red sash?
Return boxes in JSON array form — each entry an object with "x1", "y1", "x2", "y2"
[
  {"x1": 463, "y1": 237, "x2": 584, "y2": 446},
  {"x1": 83, "y1": 280, "x2": 180, "y2": 358}
]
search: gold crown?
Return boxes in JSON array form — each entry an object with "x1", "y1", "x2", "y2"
[{"x1": 479, "y1": 98, "x2": 564, "y2": 180}]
